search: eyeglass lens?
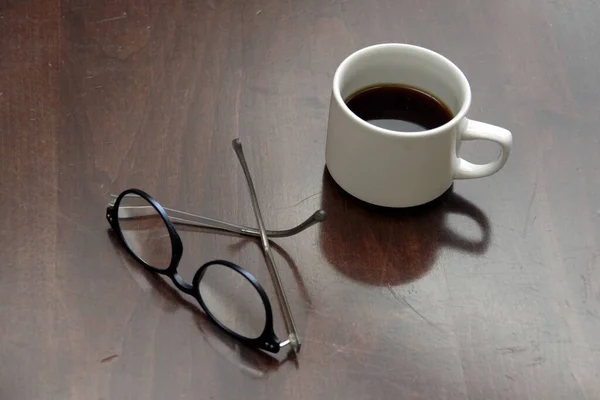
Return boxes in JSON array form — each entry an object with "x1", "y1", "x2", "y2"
[
  {"x1": 198, "y1": 263, "x2": 267, "y2": 339},
  {"x1": 116, "y1": 193, "x2": 268, "y2": 341},
  {"x1": 117, "y1": 193, "x2": 172, "y2": 269}
]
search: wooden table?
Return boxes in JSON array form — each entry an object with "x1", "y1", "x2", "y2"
[{"x1": 1, "y1": 1, "x2": 599, "y2": 399}]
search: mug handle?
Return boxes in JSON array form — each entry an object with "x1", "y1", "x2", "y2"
[{"x1": 454, "y1": 119, "x2": 513, "y2": 179}]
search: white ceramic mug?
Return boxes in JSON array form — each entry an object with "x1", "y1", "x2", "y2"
[{"x1": 325, "y1": 43, "x2": 513, "y2": 208}]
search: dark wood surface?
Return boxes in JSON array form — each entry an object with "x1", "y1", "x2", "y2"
[{"x1": 1, "y1": 0, "x2": 599, "y2": 398}]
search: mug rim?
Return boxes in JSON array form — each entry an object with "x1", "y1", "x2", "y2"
[{"x1": 332, "y1": 43, "x2": 472, "y2": 138}]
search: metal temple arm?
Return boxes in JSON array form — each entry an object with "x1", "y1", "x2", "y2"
[
  {"x1": 108, "y1": 194, "x2": 326, "y2": 239},
  {"x1": 232, "y1": 138, "x2": 302, "y2": 354}
]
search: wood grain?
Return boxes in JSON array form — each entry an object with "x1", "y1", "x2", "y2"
[{"x1": 1, "y1": 0, "x2": 600, "y2": 398}]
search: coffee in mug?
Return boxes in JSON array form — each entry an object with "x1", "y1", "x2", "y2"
[{"x1": 345, "y1": 84, "x2": 453, "y2": 132}]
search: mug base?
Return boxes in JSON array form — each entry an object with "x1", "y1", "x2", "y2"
[{"x1": 324, "y1": 166, "x2": 454, "y2": 209}]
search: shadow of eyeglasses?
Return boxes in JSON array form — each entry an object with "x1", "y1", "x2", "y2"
[
  {"x1": 106, "y1": 230, "x2": 290, "y2": 374},
  {"x1": 223, "y1": 237, "x2": 312, "y2": 307}
]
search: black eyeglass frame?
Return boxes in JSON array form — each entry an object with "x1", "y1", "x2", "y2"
[{"x1": 106, "y1": 188, "x2": 283, "y2": 354}]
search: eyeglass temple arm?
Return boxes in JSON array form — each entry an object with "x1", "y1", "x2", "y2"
[
  {"x1": 232, "y1": 138, "x2": 301, "y2": 355},
  {"x1": 108, "y1": 194, "x2": 326, "y2": 239}
]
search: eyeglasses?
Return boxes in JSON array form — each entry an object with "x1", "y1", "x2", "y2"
[{"x1": 106, "y1": 139, "x2": 325, "y2": 355}]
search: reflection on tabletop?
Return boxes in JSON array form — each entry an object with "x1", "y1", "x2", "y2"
[{"x1": 319, "y1": 169, "x2": 491, "y2": 285}]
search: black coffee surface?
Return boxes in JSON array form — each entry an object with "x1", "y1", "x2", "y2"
[{"x1": 345, "y1": 84, "x2": 453, "y2": 132}]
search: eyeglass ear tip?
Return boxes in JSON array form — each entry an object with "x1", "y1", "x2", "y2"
[
  {"x1": 314, "y1": 209, "x2": 327, "y2": 222},
  {"x1": 287, "y1": 335, "x2": 301, "y2": 355},
  {"x1": 232, "y1": 138, "x2": 242, "y2": 149}
]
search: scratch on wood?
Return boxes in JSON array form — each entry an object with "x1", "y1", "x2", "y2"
[
  {"x1": 277, "y1": 191, "x2": 322, "y2": 210},
  {"x1": 92, "y1": 12, "x2": 127, "y2": 24},
  {"x1": 499, "y1": 346, "x2": 528, "y2": 354},
  {"x1": 526, "y1": 356, "x2": 545, "y2": 367},
  {"x1": 586, "y1": 309, "x2": 600, "y2": 320},
  {"x1": 571, "y1": 371, "x2": 589, "y2": 399},
  {"x1": 522, "y1": 170, "x2": 539, "y2": 237},
  {"x1": 70, "y1": 3, "x2": 92, "y2": 11},
  {"x1": 100, "y1": 354, "x2": 119, "y2": 363},
  {"x1": 387, "y1": 286, "x2": 436, "y2": 327},
  {"x1": 582, "y1": 274, "x2": 589, "y2": 301}
]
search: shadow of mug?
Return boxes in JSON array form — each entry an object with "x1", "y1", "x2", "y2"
[{"x1": 320, "y1": 169, "x2": 491, "y2": 285}]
